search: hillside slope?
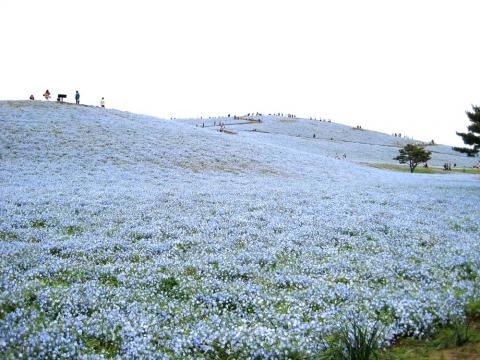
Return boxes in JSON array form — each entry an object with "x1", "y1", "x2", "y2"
[
  {"x1": 178, "y1": 114, "x2": 477, "y2": 167},
  {"x1": 0, "y1": 101, "x2": 479, "y2": 358}
]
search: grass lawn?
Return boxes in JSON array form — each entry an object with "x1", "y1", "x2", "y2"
[
  {"x1": 381, "y1": 321, "x2": 480, "y2": 359},
  {"x1": 381, "y1": 301, "x2": 480, "y2": 359},
  {"x1": 366, "y1": 163, "x2": 480, "y2": 174}
]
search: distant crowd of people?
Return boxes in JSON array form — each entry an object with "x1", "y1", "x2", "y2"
[
  {"x1": 443, "y1": 162, "x2": 456, "y2": 171},
  {"x1": 392, "y1": 132, "x2": 416, "y2": 141},
  {"x1": 29, "y1": 90, "x2": 106, "y2": 108}
]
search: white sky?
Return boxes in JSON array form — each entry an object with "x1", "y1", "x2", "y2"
[{"x1": 1, "y1": 0, "x2": 479, "y2": 146}]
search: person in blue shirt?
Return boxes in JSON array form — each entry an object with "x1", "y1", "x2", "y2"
[{"x1": 75, "y1": 91, "x2": 80, "y2": 104}]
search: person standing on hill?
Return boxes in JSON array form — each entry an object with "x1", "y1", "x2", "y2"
[
  {"x1": 100, "y1": 97, "x2": 105, "y2": 108},
  {"x1": 75, "y1": 90, "x2": 80, "y2": 105},
  {"x1": 43, "y1": 89, "x2": 51, "y2": 100}
]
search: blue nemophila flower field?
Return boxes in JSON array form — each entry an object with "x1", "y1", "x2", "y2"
[{"x1": 0, "y1": 101, "x2": 479, "y2": 358}]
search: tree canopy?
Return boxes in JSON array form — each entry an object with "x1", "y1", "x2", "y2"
[
  {"x1": 453, "y1": 105, "x2": 480, "y2": 157},
  {"x1": 394, "y1": 144, "x2": 432, "y2": 173}
]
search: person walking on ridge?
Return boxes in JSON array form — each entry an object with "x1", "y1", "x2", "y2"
[
  {"x1": 75, "y1": 90, "x2": 80, "y2": 105},
  {"x1": 100, "y1": 97, "x2": 105, "y2": 108}
]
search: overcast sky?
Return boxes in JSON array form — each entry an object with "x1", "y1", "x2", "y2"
[{"x1": 1, "y1": 0, "x2": 479, "y2": 146}]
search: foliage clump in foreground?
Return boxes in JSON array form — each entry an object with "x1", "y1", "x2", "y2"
[{"x1": 323, "y1": 318, "x2": 382, "y2": 360}]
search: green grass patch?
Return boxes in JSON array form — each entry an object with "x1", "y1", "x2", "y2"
[
  {"x1": 157, "y1": 276, "x2": 179, "y2": 293},
  {"x1": 451, "y1": 168, "x2": 480, "y2": 174},
  {"x1": 366, "y1": 163, "x2": 480, "y2": 175},
  {"x1": 63, "y1": 225, "x2": 83, "y2": 236},
  {"x1": 0, "y1": 301, "x2": 18, "y2": 320},
  {"x1": 31, "y1": 220, "x2": 47, "y2": 228},
  {"x1": 129, "y1": 253, "x2": 152, "y2": 263},
  {"x1": 0, "y1": 230, "x2": 18, "y2": 241},
  {"x1": 49, "y1": 247, "x2": 62, "y2": 256},
  {"x1": 98, "y1": 273, "x2": 119, "y2": 287},
  {"x1": 381, "y1": 319, "x2": 480, "y2": 359},
  {"x1": 40, "y1": 269, "x2": 88, "y2": 288},
  {"x1": 175, "y1": 241, "x2": 199, "y2": 253},
  {"x1": 184, "y1": 265, "x2": 198, "y2": 277},
  {"x1": 84, "y1": 334, "x2": 120, "y2": 358},
  {"x1": 129, "y1": 231, "x2": 153, "y2": 242},
  {"x1": 0, "y1": 290, "x2": 38, "y2": 320},
  {"x1": 274, "y1": 300, "x2": 290, "y2": 315}
]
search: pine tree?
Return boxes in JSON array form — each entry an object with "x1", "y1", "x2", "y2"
[
  {"x1": 394, "y1": 144, "x2": 432, "y2": 173},
  {"x1": 453, "y1": 105, "x2": 480, "y2": 157}
]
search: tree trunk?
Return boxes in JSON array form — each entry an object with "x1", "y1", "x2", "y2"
[{"x1": 409, "y1": 161, "x2": 416, "y2": 173}]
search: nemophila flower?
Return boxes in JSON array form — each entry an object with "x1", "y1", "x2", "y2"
[{"x1": 0, "y1": 101, "x2": 479, "y2": 358}]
